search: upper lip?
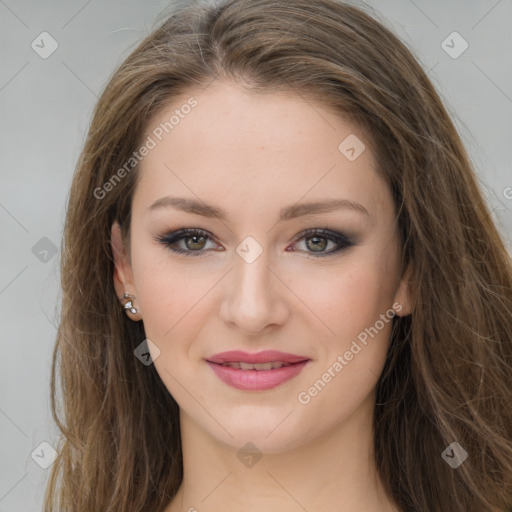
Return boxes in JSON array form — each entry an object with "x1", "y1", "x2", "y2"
[{"x1": 206, "y1": 350, "x2": 310, "y2": 365}]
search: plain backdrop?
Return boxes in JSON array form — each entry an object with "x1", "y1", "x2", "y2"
[{"x1": 0, "y1": 0, "x2": 511, "y2": 509}]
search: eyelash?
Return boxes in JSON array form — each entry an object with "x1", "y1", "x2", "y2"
[{"x1": 155, "y1": 227, "x2": 354, "y2": 258}]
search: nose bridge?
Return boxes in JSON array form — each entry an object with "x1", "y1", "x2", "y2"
[
  {"x1": 235, "y1": 244, "x2": 271, "y2": 297},
  {"x1": 219, "y1": 237, "x2": 288, "y2": 333}
]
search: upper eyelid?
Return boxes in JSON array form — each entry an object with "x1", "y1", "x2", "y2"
[{"x1": 159, "y1": 227, "x2": 349, "y2": 243}]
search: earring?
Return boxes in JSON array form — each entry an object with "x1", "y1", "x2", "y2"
[{"x1": 122, "y1": 292, "x2": 137, "y2": 314}]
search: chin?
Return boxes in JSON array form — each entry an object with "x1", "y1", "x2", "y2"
[{"x1": 208, "y1": 412, "x2": 317, "y2": 455}]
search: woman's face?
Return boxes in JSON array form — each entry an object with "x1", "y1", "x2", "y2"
[{"x1": 112, "y1": 80, "x2": 412, "y2": 453}]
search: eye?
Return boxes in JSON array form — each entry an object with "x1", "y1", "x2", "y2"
[
  {"x1": 156, "y1": 228, "x2": 221, "y2": 257},
  {"x1": 288, "y1": 228, "x2": 354, "y2": 257},
  {"x1": 155, "y1": 227, "x2": 353, "y2": 257}
]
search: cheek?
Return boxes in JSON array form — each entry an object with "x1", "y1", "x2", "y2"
[
  {"x1": 294, "y1": 257, "x2": 396, "y2": 344},
  {"x1": 294, "y1": 262, "x2": 396, "y2": 430},
  {"x1": 131, "y1": 245, "x2": 212, "y2": 344}
]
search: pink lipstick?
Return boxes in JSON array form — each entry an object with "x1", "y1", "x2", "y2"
[{"x1": 206, "y1": 350, "x2": 310, "y2": 391}]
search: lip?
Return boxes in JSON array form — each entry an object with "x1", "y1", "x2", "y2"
[
  {"x1": 206, "y1": 350, "x2": 309, "y2": 365},
  {"x1": 206, "y1": 350, "x2": 311, "y2": 391}
]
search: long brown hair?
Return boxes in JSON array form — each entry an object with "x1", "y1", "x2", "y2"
[{"x1": 44, "y1": 1, "x2": 512, "y2": 510}]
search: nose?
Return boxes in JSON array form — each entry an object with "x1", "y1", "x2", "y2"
[{"x1": 219, "y1": 245, "x2": 290, "y2": 335}]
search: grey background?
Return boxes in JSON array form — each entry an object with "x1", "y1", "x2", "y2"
[{"x1": 0, "y1": 0, "x2": 511, "y2": 509}]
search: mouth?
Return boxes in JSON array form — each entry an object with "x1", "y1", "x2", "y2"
[
  {"x1": 205, "y1": 350, "x2": 311, "y2": 391},
  {"x1": 214, "y1": 360, "x2": 296, "y2": 370}
]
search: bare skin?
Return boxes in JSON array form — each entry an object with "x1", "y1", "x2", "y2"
[{"x1": 111, "y1": 80, "x2": 412, "y2": 512}]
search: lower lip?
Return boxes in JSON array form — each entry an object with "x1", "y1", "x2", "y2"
[{"x1": 206, "y1": 360, "x2": 309, "y2": 391}]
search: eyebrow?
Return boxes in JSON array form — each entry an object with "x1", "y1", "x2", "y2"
[{"x1": 147, "y1": 196, "x2": 369, "y2": 222}]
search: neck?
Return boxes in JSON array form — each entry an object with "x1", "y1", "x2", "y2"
[{"x1": 166, "y1": 392, "x2": 399, "y2": 512}]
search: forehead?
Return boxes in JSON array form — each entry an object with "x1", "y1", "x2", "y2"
[{"x1": 133, "y1": 81, "x2": 390, "y2": 223}]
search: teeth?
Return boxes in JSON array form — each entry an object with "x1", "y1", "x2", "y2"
[
  {"x1": 220, "y1": 361, "x2": 293, "y2": 370},
  {"x1": 222, "y1": 362, "x2": 243, "y2": 369}
]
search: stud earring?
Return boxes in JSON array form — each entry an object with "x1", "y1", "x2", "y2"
[{"x1": 122, "y1": 292, "x2": 137, "y2": 314}]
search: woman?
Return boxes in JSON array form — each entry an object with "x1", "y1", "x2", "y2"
[{"x1": 44, "y1": 0, "x2": 512, "y2": 511}]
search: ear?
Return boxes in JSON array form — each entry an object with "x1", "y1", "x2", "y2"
[
  {"x1": 111, "y1": 221, "x2": 142, "y2": 320},
  {"x1": 392, "y1": 261, "x2": 414, "y2": 317}
]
